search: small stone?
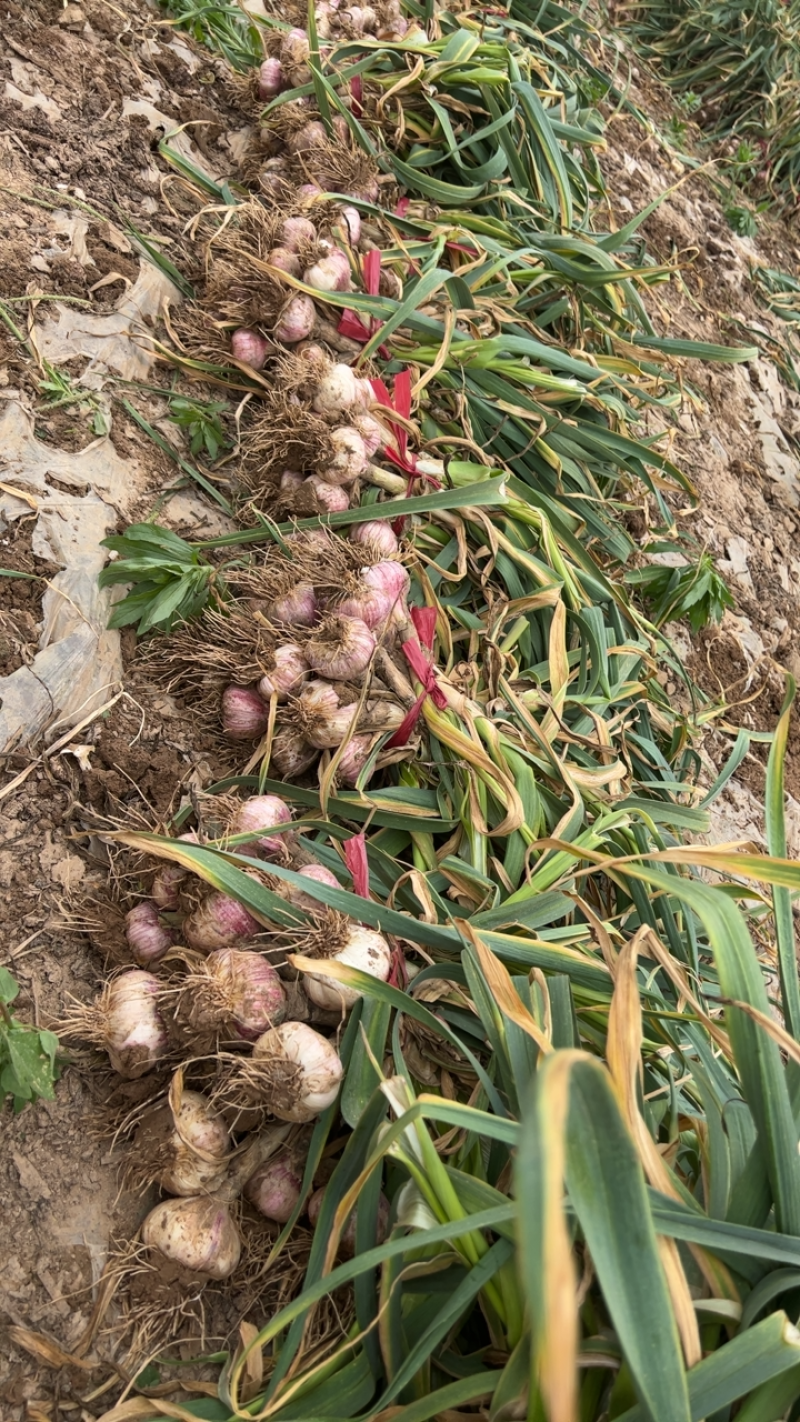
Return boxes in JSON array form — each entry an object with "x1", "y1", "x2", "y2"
[
  {"x1": 58, "y1": 3, "x2": 85, "y2": 27},
  {"x1": 12, "y1": 1153, "x2": 52, "y2": 1202}
]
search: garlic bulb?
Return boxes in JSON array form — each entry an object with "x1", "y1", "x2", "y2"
[
  {"x1": 279, "y1": 863, "x2": 341, "y2": 912},
  {"x1": 307, "y1": 475, "x2": 350, "y2": 513},
  {"x1": 149, "y1": 1086, "x2": 231, "y2": 1196},
  {"x1": 252, "y1": 1021, "x2": 343, "y2": 1121},
  {"x1": 221, "y1": 685, "x2": 270, "y2": 740},
  {"x1": 181, "y1": 949, "x2": 287, "y2": 1042},
  {"x1": 312, "y1": 363, "x2": 361, "y2": 418},
  {"x1": 125, "y1": 901, "x2": 174, "y2": 967},
  {"x1": 337, "y1": 733, "x2": 374, "y2": 787},
  {"x1": 302, "y1": 925, "x2": 391, "y2": 1012},
  {"x1": 152, "y1": 863, "x2": 184, "y2": 911},
  {"x1": 258, "y1": 57, "x2": 284, "y2": 98},
  {"x1": 299, "y1": 679, "x2": 341, "y2": 716},
  {"x1": 142, "y1": 1196, "x2": 241, "y2": 1279},
  {"x1": 231, "y1": 328, "x2": 270, "y2": 369},
  {"x1": 308, "y1": 699, "x2": 403, "y2": 749},
  {"x1": 305, "y1": 615, "x2": 375, "y2": 681},
  {"x1": 230, "y1": 794, "x2": 293, "y2": 858},
  {"x1": 337, "y1": 205, "x2": 361, "y2": 245},
  {"x1": 268, "y1": 246, "x2": 302, "y2": 277},
  {"x1": 270, "y1": 581, "x2": 318, "y2": 628},
  {"x1": 244, "y1": 1150, "x2": 303, "y2": 1223},
  {"x1": 281, "y1": 215, "x2": 317, "y2": 250},
  {"x1": 183, "y1": 892, "x2": 261, "y2": 954},
  {"x1": 363, "y1": 560, "x2": 410, "y2": 605},
  {"x1": 304, "y1": 248, "x2": 351, "y2": 294},
  {"x1": 103, "y1": 971, "x2": 169, "y2": 1078},
  {"x1": 274, "y1": 295, "x2": 315, "y2": 344},
  {"x1": 287, "y1": 120, "x2": 327, "y2": 155},
  {"x1": 337, "y1": 580, "x2": 393, "y2": 629},
  {"x1": 280, "y1": 469, "x2": 305, "y2": 494},
  {"x1": 349, "y1": 521, "x2": 399, "y2": 557},
  {"x1": 258, "y1": 643, "x2": 308, "y2": 700},
  {"x1": 354, "y1": 413, "x2": 385, "y2": 457},
  {"x1": 305, "y1": 702, "x2": 358, "y2": 749},
  {"x1": 326, "y1": 426, "x2": 368, "y2": 485},
  {"x1": 261, "y1": 155, "x2": 289, "y2": 189},
  {"x1": 280, "y1": 27, "x2": 312, "y2": 84},
  {"x1": 271, "y1": 726, "x2": 319, "y2": 779},
  {"x1": 151, "y1": 831, "x2": 199, "y2": 911}
]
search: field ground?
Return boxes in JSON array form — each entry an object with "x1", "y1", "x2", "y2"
[{"x1": 1, "y1": 0, "x2": 800, "y2": 1415}]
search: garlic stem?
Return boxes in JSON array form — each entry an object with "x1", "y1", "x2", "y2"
[
  {"x1": 214, "y1": 1123, "x2": 293, "y2": 1203},
  {"x1": 363, "y1": 465, "x2": 407, "y2": 494}
]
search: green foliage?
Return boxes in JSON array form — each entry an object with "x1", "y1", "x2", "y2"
[
  {"x1": 37, "y1": 363, "x2": 109, "y2": 436},
  {"x1": 622, "y1": 0, "x2": 800, "y2": 207},
  {"x1": 666, "y1": 115, "x2": 689, "y2": 145},
  {"x1": 725, "y1": 202, "x2": 760, "y2": 237},
  {"x1": 625, "y1": 546, "x2": 734, "y2": 630},
  {"x1": 168, "y1": 396, "x2": 231, "y2": 462},
  {"x1": 751, "y1": 263, "x2": 800, "y2": 392},
  {"x1": 0, "y1": 967, "x2": 60, "y2": 1113},
  {"x1": 730, "y1": 139, "x2": 761, "y2": 174},
  {"x1": 99, "y1": 523, "x2": 223, "y2": 634},
  {"x1": 677, "y1": 90, "x2": 701, "y2": 114},
  {"x1": 155, "y1": 0, "x2": 263, "y2": 69}
]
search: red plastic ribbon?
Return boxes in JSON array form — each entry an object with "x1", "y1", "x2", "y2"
[
  {"x1": 368, "y1": 369, "x2": 441, "y2": 533},
  {"x1": 343, "y1": 832, "x2": 370, "y2": 899},
  {"x1": 387, "y1": 605, "x2": 447, "y2": 748},
  {"x1": 350, "y1": 75, "x2": 363, "y2": 117},
  {"x1": 344, "y1": 831, "x2": 406, "y2": 986},
  {"x1": 337, "y1": 249, "x2": 389, "y2": 357},
  {"x1": 387, "y1": 945, "x2": 408, "y2": 990},
  {"x1": 368, "y1": 368, "x2": 416, "y2": 478}
]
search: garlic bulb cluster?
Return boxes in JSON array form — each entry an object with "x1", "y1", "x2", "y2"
[
  {"x1": 244, "y1": 1149, "x2": 303, "y2": 1223},
  {"x1": 142, "y1": 1195, "x2": 242, "y2": 1280},
  {"x1": 177, "y1": 949, "x2": 287, "y2": 1041},
  {"x1": 212, "y1": 540, "x2": 412, "y2": 784},
  {"x1": 125, "y1": 901, "x2": 174, "y2": 967},
  {"x1": 229, "y1": 793, "x2": 293, "y2": 859},
  {"x1": 79, "y1": 1, "x2": 460, "y2": 1308},
  {"x1": 301, "y1": 925, "x2": 392, "y2": 1012},
  {"x1": 252, "y1": 1020, "x2": 344, "y2": 1122},
  {"x1": 139, "y1": 1086, "x2": 232, "y2": 1197},
  {"x1": 90, "y1": 970, "x2": 170, "y2": 1079},
  {"x1": 183, "y1": 891, "x2": 262, "y2": 954}
]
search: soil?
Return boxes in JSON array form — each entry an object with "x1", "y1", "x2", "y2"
[
  {"x1": 0, "y1": 523, "x2": 58, "y2": 678},
  {"x1": 598, "y1": 70, "x2": 800, "y2": 804},
  {"x1": 0, "y1": 1, "x2": 255, "y2": 1411},
  {"x1": 1, "y1": 3, "x2": 800, "y2": 1419}
]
